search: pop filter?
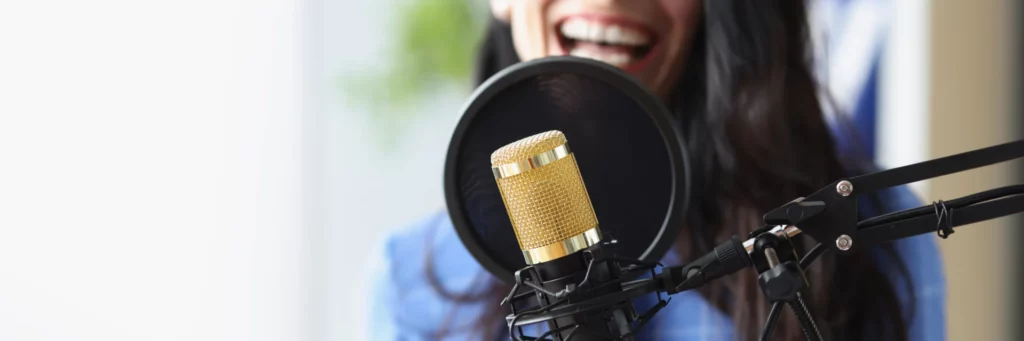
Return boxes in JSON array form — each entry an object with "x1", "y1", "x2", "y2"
[{"x1": 444, "y1": 57, "x2": 690, "y2": 283}]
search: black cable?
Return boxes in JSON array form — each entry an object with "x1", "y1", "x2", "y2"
[
  {"x1": 760, "y1": 302, "x2": 784, "y2": 341},
  {"x1": 934, "y1": 200, "x2": 954, "y2": 239},
  {"x1": 799, "y1": 243, "x2": 826, "y2": 270},
  {"x1": 858, "y1": 185, "x2": 1024, "y2": 229}
]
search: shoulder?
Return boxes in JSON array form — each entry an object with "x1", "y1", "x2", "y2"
[
  {"x1": 369, "y1": 211, "x2": 495, "y2": 340},
  {"x1": 379, "y1": 211, "x2": 487, "y2": 291}
]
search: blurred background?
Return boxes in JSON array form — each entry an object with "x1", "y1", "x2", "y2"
[{"x1": 0, "y1": 0, "x2": 1019, "y2": 340}]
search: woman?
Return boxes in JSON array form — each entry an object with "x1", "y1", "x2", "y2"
[{"x1": 372, "y1": 1, "x2": 945, "y2": 340}]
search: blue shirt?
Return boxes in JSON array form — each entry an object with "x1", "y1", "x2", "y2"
[{"x1": 370, "y1": 186, "x2": 946, "y2": 340}]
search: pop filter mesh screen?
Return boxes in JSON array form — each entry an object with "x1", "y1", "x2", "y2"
[{"x1": 453, "y1": 69, "x2": 676, "y2": 277}]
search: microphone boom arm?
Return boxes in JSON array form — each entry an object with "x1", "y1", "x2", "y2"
[
  {"x1": 500, "y1": 139, "x2": 1024, "y2": 341},
  {"x1": 753, "y1": 139, "x2": 1024, "y2": 340},
  {"x1": 764, "y1": 139, "x2": 1024, "y2": 253}
]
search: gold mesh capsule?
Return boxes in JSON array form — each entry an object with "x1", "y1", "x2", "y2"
[
  {"x1": 491, "y1": 130, "x2": 600, "y2": 264},
  {"x1": 491, "y1": 130, "x2": 567, "y2": 165}
]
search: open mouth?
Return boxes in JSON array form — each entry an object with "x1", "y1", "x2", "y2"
[{"x1": 556, "y1": 16, "x2": 658, "y2": 72}]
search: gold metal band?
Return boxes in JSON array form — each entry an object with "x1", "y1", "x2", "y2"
[
  {"x1": 521, "y1": 227, "x2": 602, "y2": 265},
  {"x1": 492, "y1": 144, "x2": 572, "y2": 179}
]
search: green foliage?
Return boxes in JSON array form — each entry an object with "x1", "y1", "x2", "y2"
[
  {"x1": 400, "y1": 0, "x2": 481, "y2": 84},
  {"x1": 340, "y1": 0, "x2": 486, "y2": 147}
]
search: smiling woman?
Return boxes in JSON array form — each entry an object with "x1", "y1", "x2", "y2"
[
  {"x1": 496, "y1": 0, "x2": 700, "y2": 99},
  {"x1": 371, "y1": 1, "x2": 946, "y2": 340}
]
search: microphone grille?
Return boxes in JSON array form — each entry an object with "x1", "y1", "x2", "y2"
[
  {"x1": 490, "y1": 130, "x2": 601, "y2": 264},
  {"x1": 490, "y1": 130, "x2": 568, "y2": 165}
]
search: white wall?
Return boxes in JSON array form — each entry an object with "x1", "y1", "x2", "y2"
[
  {"x1": 312, "y1": 1, "x2": 468, "y2": 340},
  {"x1": 878, "y1": 0, "x2": 930, "y2": 194},
  {"x1": 0, "y1": 0, "x2": 311, "y2": 340}
]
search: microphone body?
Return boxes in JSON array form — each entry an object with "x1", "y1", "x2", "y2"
[
  {"x1": 529, "y1": 249, "x2": 631, "y2": 340},
  {"x1": 492, "y1": 131, "x2": 633, "y2": 340}
]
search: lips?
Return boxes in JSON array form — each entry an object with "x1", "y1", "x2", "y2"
[{"x1": 556, "y1": 16, "x2": 659, "y2": 72}]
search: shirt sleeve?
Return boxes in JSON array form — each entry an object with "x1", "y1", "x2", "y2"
[
  {"x1": 367, "y1": 214, "x2": 443, "y2": 341},
  {"x1": 367, "y1": 239, "x2": 400, "y2": 341},
  {"x1": 874, "y1": 186, "x2": 948, "y2": 341},
  {"x1": 366, "y1": 211, "x2": 497, "y2": 341}
]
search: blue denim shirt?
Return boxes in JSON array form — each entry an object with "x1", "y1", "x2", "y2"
[{"x1": 370, "y1": 186, "x2": 946, "y2": 340}]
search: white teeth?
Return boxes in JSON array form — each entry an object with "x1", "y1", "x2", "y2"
[
  {"x1": 588, "y1": 22, "x2": 603, "y2": 42},
  {"x1": 560, "y1": 18, "x2": 653, "y2": 67},
  {"x1": 561, "y1": 19, "x2": 584, "y2": 40},
  {"x1": 607, "y1": 25, "x2": 623, "y2": 41},
  {"x1": 559, "y1": 18, "x2": 651, "y2": 46},
  {"x1": 570, "y1": 47, "x2": 633, "y2": 67}
]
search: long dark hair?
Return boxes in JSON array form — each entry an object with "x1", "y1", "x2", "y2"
[{"x1": 428, "y1": 1, "x2": 913, "y2": 340}]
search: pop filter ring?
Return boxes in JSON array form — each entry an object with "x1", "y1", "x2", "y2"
[{"x1": 444, "y1": 56, "x2": 691, "y2": 284}]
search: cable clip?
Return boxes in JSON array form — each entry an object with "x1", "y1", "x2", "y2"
[{"x1": 932, "y1": 200, "x2": 955, "y2": 239}]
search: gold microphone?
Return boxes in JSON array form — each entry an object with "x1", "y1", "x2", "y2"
[{"x1": 490, "y1": 130, "x2": 602, "y2": 265}]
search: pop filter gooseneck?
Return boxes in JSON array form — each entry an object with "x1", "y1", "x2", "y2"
[{"x1": 444, "y1": 57, "x2": 691, "y2": 283}]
